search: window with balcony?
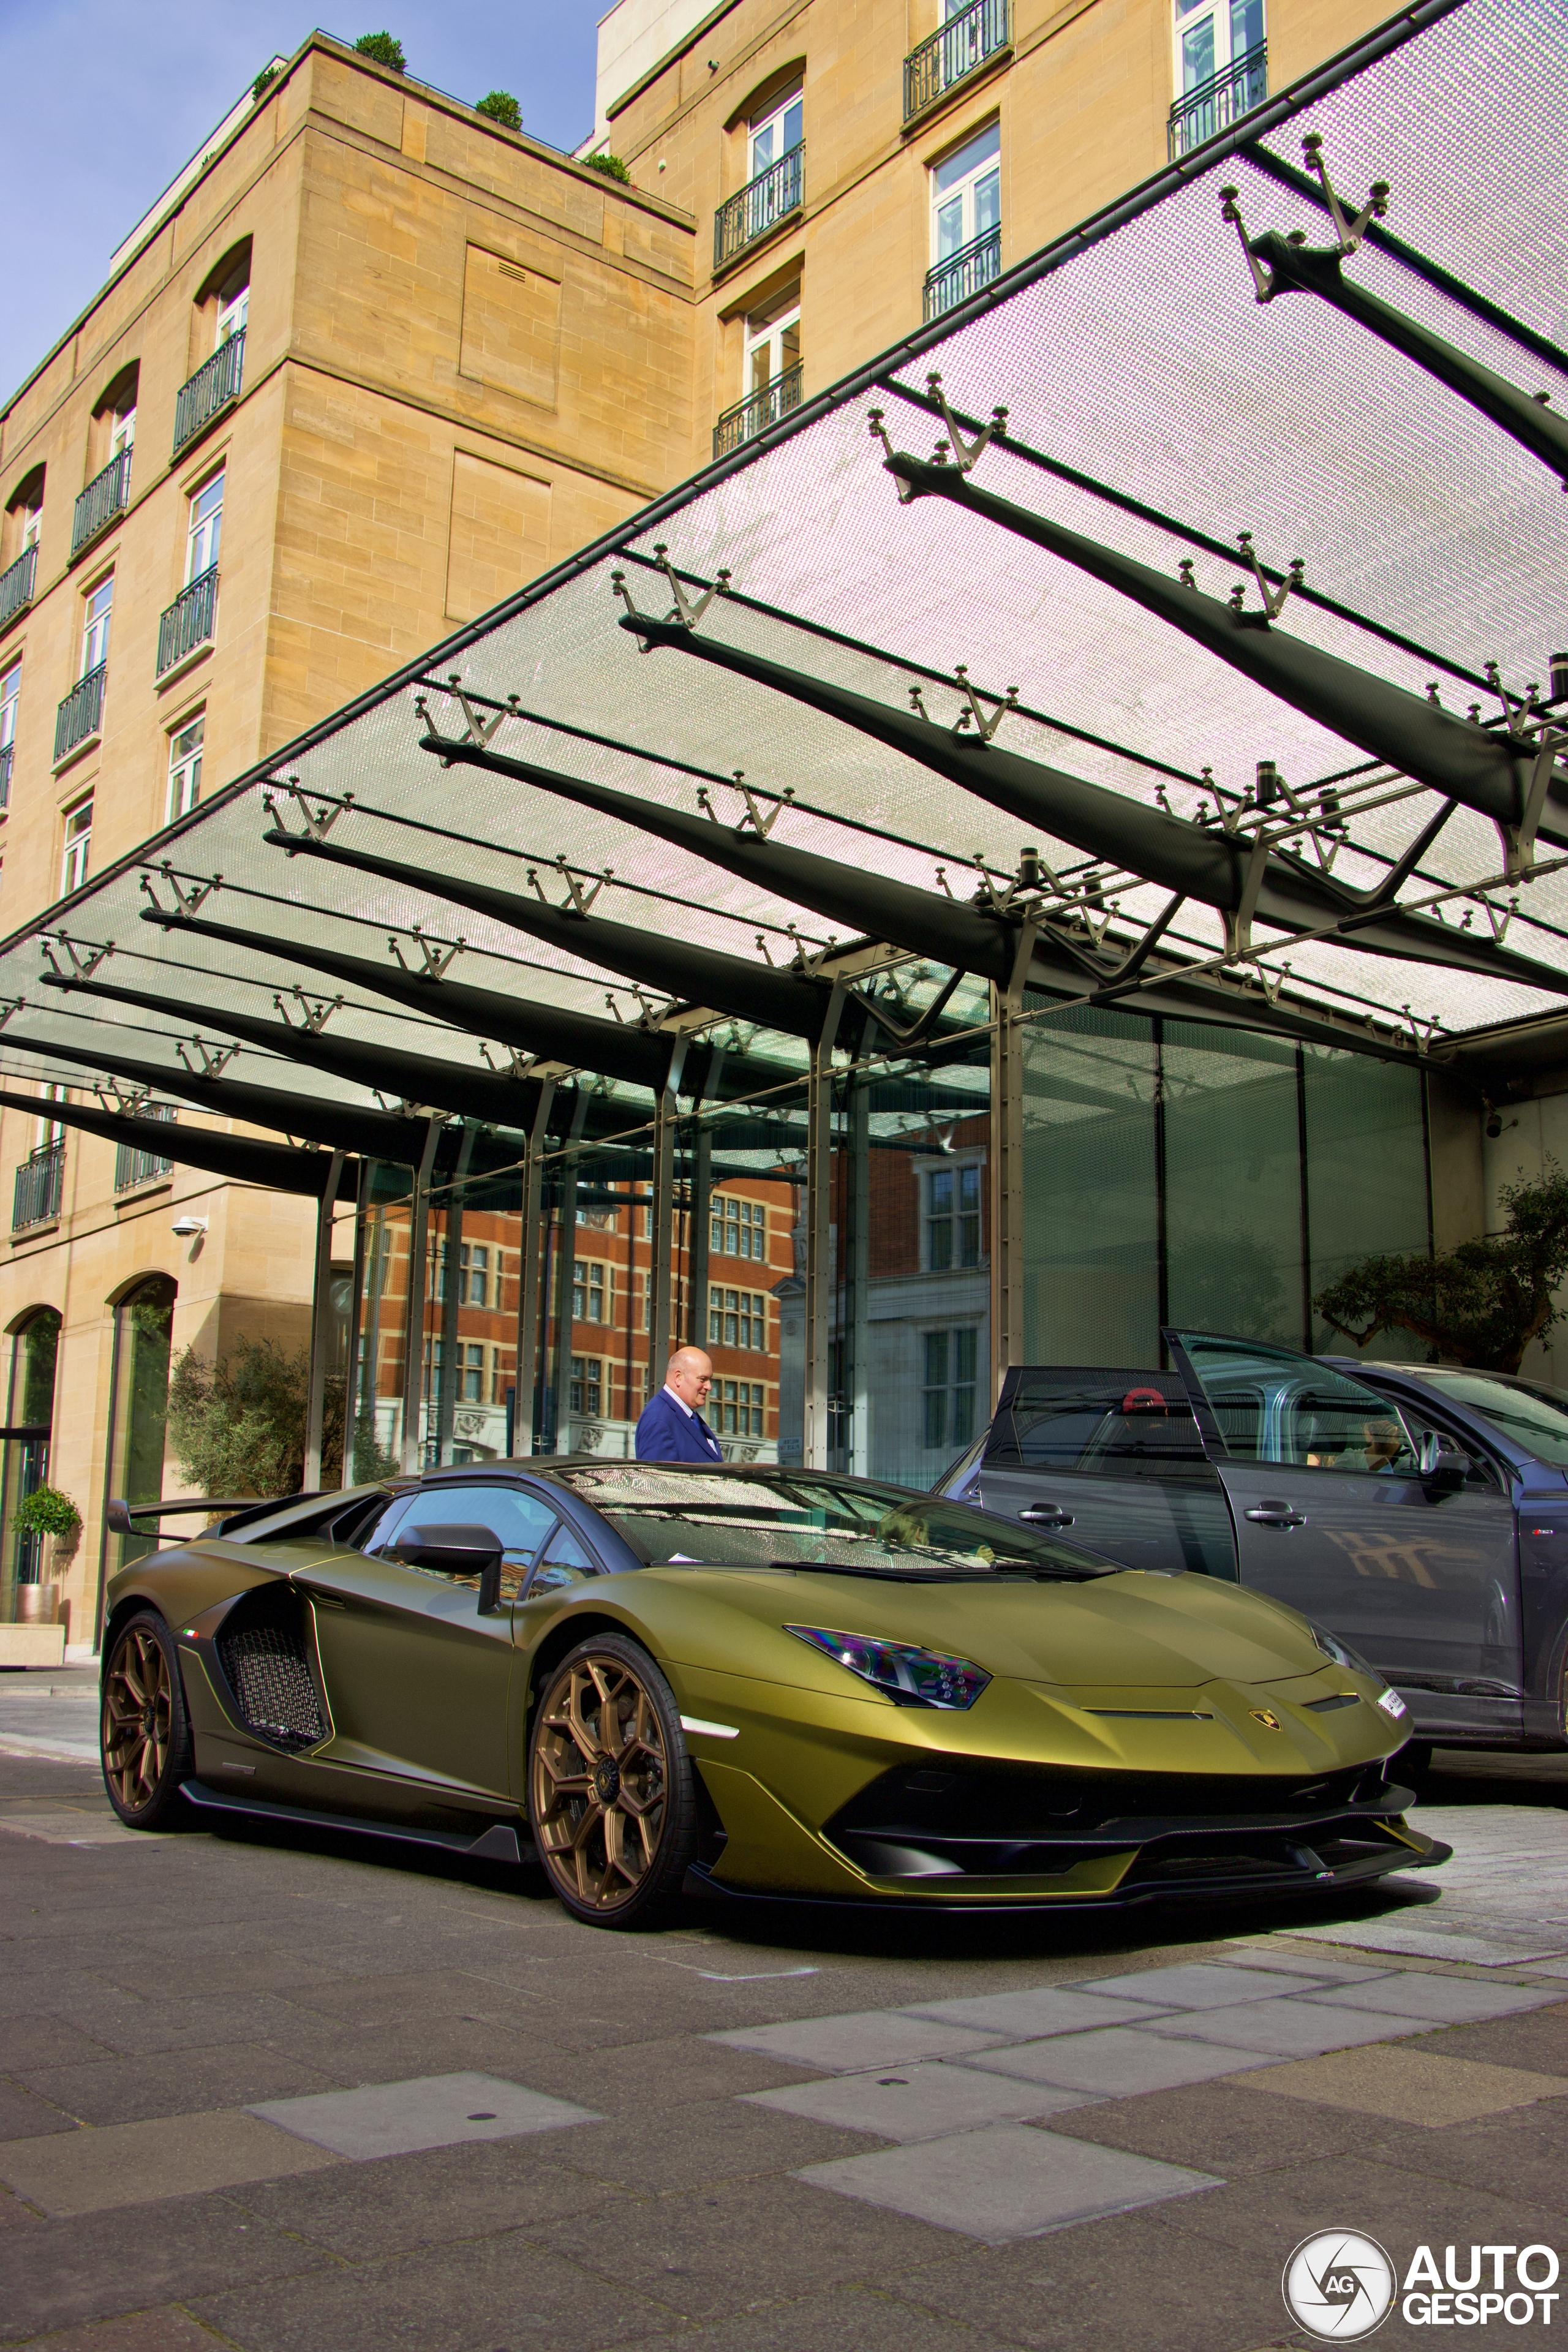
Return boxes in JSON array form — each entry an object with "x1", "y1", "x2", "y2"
[
  {"x1": 81, "y1": 576, "x2": 112, "y2": 677},
  {"x1": 159, "y1": 471, "x2": 222, "y2": 676},
  {"x1": 905, "y1": 0, "x2": 1011, "y2": 122},
  {"x1": 216, "y1": 268, "x2": 249, "y2": 348},
  {"x1": 1169, "y1": 0, "x2": 1265, "y2": 156},
  {"x1": 56, "y1": 579, "x2": 110, "y2": 763},
  {"x1": 176, "y1": 250, "x2": 249, "y2": 455},
  {"x1": 925, "y1": 121, "x2": 1001, "y2": 320},
  {"x1": 167, "y1": 713, "x2": 204, "y2": 820},
  {"x1": 925, "y1": 1159, "x2": 982, "y2": 1270},
  {"x1": 114, "y1": 1102, "x2": 175, "y2": 1192},
  {"x1": 74, "y1": 370, "x2": 138, "y2": 561},
  {"x1": 61, "y1": 800, "x2": 92, "y2": 895},
  {"x1": 715, "y1": 291, "x2": 803, "y2": 459},
  {"x1": 2, "y1": 471, "x2": 44, "y2": 630},
  {"x1": 0, "y1": 659, "x2": 18, "y2": 808},
  {"x1": 715, "y1": 81, "x2": 804, "y2": 269}
]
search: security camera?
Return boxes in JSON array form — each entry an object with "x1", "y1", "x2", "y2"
[{"x1": 171, "y1": 1213, "x2": 208, "y2": 1238}]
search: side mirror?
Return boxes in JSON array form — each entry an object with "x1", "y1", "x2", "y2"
[
  {"x1": 106, "y1": 1498, "x2": 135, "y2": 1535},
  {"x1": 394, "y1": 1522, "x2": 505, "y2": 1613},
  {"x1": 1418, "y1": 1434, "x2": 1469, "y2": 1493}
]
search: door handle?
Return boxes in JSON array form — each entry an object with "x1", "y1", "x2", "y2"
[
  {"x1": 1019, "y1": 1504, "x2": 1076, "y2": 1528},
  {"x1": 1245, "y1": 1504, "x2": 1306, "y2": 1528}
]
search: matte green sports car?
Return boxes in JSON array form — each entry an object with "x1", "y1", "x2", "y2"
[{"x1": 99, "y1": 1460, "x2": 1447, "y2": 1927}]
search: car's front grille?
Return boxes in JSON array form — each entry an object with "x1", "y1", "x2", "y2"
[
  {"x1": 830, "y1": 1758, "x2": 1392, "y2": 1843},
  {"x1": 215, "y1": 1594, "x2": 326, "y2": 1751}
]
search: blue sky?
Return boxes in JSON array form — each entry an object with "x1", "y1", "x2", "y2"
[{"x1": 0, "y1": 2, "x2": 603, "y2": 398}]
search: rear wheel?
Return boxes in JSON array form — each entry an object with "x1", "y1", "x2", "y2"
[
  {"x1": 527, "y1": 1635, "x2": 698, "y2": 1928},
  {"x1": 101, "y1": 1611, "x2": 193, "y2": 1828}
]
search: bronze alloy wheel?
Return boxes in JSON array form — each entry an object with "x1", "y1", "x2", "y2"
[
  {"x1": 528, "y1": 1634, "x2": 699, "y2": 1927},
  {"x1": 101, "y1": 1610, "x2": 193, "y2": 1828}
]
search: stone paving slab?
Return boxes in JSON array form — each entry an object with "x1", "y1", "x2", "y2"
[
  {"x1": 247, "y1": 2070, "x2": 600, "y2": 2158},
  {"x1": 1136, "y1": 2000, "x2": 1431, "y2": 2057},
  {"x1": 1229, "y1": 2042, "x2": 1568, "y2": 2125},
  {"x1": 0, "y1": 2108, "x2": 343, "y2": 2217},
  {"x1": 958, "y1": 2027, "x2": 1278, "y2": 2097},
  {"x1": 795, "y1": 2122, "x2": 1223, "y2": 2243},
  {"x1": 898, "y1": 1986, "x2": 1177, "y2": 2036},
  {"x1": 707, "y1": 2011, "x2": 1010, "y2": 2073},
  {"x1": 1298, "y1": 1974, "x2": 1566, "y2": 2022},
  {"x1": 744, "y1": 2058, "x2": 1096, "y2": 2141},
  {"x1": 1072, "y1": 1961, "x2": 1330, "y2": 2007}
]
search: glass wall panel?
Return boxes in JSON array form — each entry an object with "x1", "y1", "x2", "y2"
[
  {"x1": 98, "y1": 1276, "x2": 176, "y2": 1634},
  {"x1": 832, "y1": 1028, "x2": 991, "y2": 1491},
  {"x1": 1303, "y1": 1049, "x2": 1431, "y2": 1359},
  {"x1": 1162, "y1": 1020, "x2": 1305, "y2": 1347},
  {"x1": 1020, "y1": 1001, "x2": 1159, "y2": 1366}
]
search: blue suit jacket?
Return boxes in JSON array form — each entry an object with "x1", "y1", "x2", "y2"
[{"x1": 635, "y1": 1388, "x2": 725, "y2": 1463}]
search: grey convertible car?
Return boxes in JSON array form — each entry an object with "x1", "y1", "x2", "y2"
[{"x1": 936, "y1": 1329, "x2": 1568, "y2": 1758}]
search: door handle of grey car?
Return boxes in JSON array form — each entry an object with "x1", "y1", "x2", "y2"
[
  {"x1": 1018, "y1": 1504, "x2": 1075, "y2": 1528},
  {"x1": 1245, "y1": 1504, "x2": 1306, "y2": 1528}
]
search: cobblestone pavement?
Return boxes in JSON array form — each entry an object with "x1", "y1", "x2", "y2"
[{"x1": 2, "y1": 1727, "x2": 1568, "y2": 2351}]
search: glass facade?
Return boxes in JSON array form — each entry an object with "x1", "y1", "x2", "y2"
[{"x1": 341, "y1": 986, "x2": 1435, "y2": 1504}]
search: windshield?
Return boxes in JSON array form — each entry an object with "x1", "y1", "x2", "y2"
[
  {"x1": 556, "y1": 1466, "x2": 1121, "y2": 1580},
  {"x1": 1417, "y1": 1370, "x2": 1568, "y2": 1466}
]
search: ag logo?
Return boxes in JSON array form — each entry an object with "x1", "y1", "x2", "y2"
[
  {"x1": 1251, "y1": 1708, "x2": 1282, "y2": 1729},
  {"x1": 1283, "y1": 2231, "x2": 1396, "y2": 2340}
]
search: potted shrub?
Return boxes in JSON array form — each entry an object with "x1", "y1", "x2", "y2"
[{"x1": 13, "y1": 1486, "x2": 81, "y2": 1623}]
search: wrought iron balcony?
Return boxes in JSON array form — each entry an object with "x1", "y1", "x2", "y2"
[
  {"x1": 714, "y1": 363, "x2": 805, "y2": 459},
  {"x1": 0, "y1": 742, "x2": 12, "y2": 809},
  {"x1": 714, "y1": 146, "x2": 804, "y2": 270},
  {"x1": 924, "y1": 225, "x2": 1002, "y2": 322},
  {"x1": 55, "y1": 662, "x2": 106, "y2": 764},
  {"x1": 13, "y1": 1142, "x2": 63, "y2": 1232},
  {"x1": 1168, "y1": 42, "x2": 1267, "y2": 157},
  {"x1": 0, "y1": 543, "x2": 37, "y2": 632},
  {"x1": 173, "y1": 329, "x2": 246, "y2": 455},
  {"x1": 157, "y1": 565, "x2": 219, "y2": 678},
  {"x1": 70, "y1": 449, "x2": 132, "y2": 560},
  {"x1": 904, "y1": 0, "x2": 1011, "y2": 120},
  {"x1": 115, "y1": 1107, "x2": 175, "y2": 1193}
]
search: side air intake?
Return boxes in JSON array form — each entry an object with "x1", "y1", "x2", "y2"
[{"x1": 214, "y1": 1589, "x2": 327, "y2": 1751}]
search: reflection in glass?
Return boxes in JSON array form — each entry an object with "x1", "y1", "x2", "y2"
[
  {"x1": 103, "y1": 1277, "x2": 176, "y2": 1592},
  {"x1": 1, "y1": 1308, "x2": 59, "y2": 1616}
]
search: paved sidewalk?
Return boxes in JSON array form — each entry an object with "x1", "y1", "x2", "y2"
[{"x1": 3, "y1": 1743, "x2": 1568, "y2": 2350}]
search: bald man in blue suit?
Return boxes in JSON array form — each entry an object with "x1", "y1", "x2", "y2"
[{"x1": 635, "y1": 1347, "x2": 726, "y2": 1463}]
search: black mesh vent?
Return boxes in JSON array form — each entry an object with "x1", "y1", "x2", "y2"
[{"x1": 216, "y1": 1611, "x2": 326, "y2": 1751}]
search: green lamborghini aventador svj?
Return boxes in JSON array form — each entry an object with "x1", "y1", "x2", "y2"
[{"x1": 98, "y1": 1461, "x2": 1447, "y2": 1927}]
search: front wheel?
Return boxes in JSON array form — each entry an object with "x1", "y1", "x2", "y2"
[
  {"x1": 101, "y1": 1610, "x2": 194, "y2": 1828},
  {"x1": 527, "y1": 1635, "x2": 699, "y2": 1928}
]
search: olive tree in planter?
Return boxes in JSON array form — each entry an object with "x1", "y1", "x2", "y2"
[
  {"x1": 167, "y1": 1338, "x2": 347, "y2": 1498},
  {"x1": 1314, "y1": 1161, "x2": 1568, "y2": 1376},
  {"x1": 13, "y1": 1486, "x2": 82, "y2": 1620}
]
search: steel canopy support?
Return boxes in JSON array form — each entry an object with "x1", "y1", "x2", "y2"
[
  {"x1": 617, "y1": 608, "x2": 1568, "y2": 1000},
  {"x1": 303, "y1": 1148, "x2": 345, "y2": 1491},
  {"x1": 0, "y1": 1087, "x2": 360, "y2": 1199},
  {"x1": 647, "y1": 1039, "x2": 689, "y2": 1387},
  {"x1": 991, "y1": 921, "x2": 1037, "y2": 1408},
  {"x1": 804, "y1": 982, "x2": 848, "y2": 1469},
  {"x1": 434, "y1": 1124, "x2": 477, "y2": 1467},
  {"x1": 876, "y1": 453, "x2": 1568, "y2": 854},
  {"x1": 513, "y1": 1078, "x2": 557, "y2": 1457},
  {"x1": 340, "y1": 1158, "x2": 369, "y2": 1486},
  {"x1": 553, "y1": 1090, "x2": 590, "y2": 1452},
  {"x1": 401, "y1": 1118, "x2": 442, "y2": 1474}
]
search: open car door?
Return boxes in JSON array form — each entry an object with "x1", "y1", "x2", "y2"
[{"x1": 1163, "y1": 1329, "x2": 1521, "y2": 1734}]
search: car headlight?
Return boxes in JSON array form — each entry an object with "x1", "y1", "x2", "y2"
[
  {"x1": 1308, "y1": 1621, "x2": 1406, "y2": 1720},
  {"x1": 785, "y1": 1625, "x2": 991, "y2": 1710}
]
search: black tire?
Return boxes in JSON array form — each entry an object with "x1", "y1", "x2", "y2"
[
  {"x1": 101, "y1": 1610, "x2": 194, "y2": 1828},
  {"x1": 527, "y1": 1634, "x2": 699, "y2": 1929}
]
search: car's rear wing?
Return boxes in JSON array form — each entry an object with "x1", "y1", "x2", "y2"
[{"x1": 106, "y1": 1494, "x2": 297, "y2": 1537}]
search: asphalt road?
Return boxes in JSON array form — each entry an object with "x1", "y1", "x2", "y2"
[{"x1": 3, "y1": 1708, "x2": 1568, "y2": 2351}]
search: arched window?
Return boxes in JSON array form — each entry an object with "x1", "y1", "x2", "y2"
[
  {"x1": 3, "y1": 465, "x2": 44, "y2": 571},
  {"x1": 102, "y1": 1276, "x2": 176, "y2": 1586},
  {"x1": 1, "y1": 1307, "x2": 61, "y2": 1609}
]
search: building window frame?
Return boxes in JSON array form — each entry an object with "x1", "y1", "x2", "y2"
[
  {"x1": 922, "y1": 1325, "x2": 979, "y2": 1451},
  {"x1": 572, "y1": 1258, "x2": 609, "y2": 1325},
  {"x1": 931, "y1": 118, "x2": 1000, "y2": 269},
  {"x1": 166, "y1": 713, "x2": 204, "y2": 821},
  {"x1": 60, "y1": 800, "x2": 92, "y2": 896},
  {"x1": 924, "y1": 1156, "x2": 984, "y2": 1273},
  {"x1": 0, "y1": 657, "x2": 19, "y2": 802},
  {"x1": 569, "y1": 1354, "x2": 604, "y2": 1417},
  {"x1": 712, "y1": 1196, "x2": 769, "y2": 1262},
  {"x1": 708, "y1": 1284, "x2": 769, "y2": 1351},
  {"x1": 80, "y1": 573, "x2": 113, "y2": 680},
  {"x1": 748, "y1": 81, "x2": 803, "y2": 181},
  {"x1": 186, "y1": 469, "x2": 224, "y2": 584}
]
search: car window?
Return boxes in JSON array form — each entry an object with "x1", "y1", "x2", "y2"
[
  {"x1": 988, "y1": 1373, "x2": 1211, "y2": 1483},
  {"x1": 556, "y1": 1465, "x2": 1120, "y2": 1580},
  {"x1": 1172, "y1": 1335, "x2": 1422, "y2": 1475},
  {"x1": 1417, "y1": 1371, "x2": 1568, "y2": 1469},
  {"x1": 1385, "y1": 1401, "x2": 1504, "y2": 1491},
  {"x1": 373, "y1": 1482, "x2": 557, "y2": 1602},
  {"x1": 525, "y1": 1517, "x2": 601, "y2": 1599}
]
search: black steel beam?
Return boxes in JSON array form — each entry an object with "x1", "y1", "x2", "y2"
[
  {"x1": 617, "y1": 609, "x2": 1568, "y2": 1001},
  {"x1": 872, "y1": 452, "x2": 1568, "y2": 846},
  {"x1": 260, "y1": 828, "x2": 840, "y2": 1041},
  {"x1": 37, "y1": 974, "x2": 555, "y2": 1131},
  {"x1": 0, "y1": 1088, "x2": 358, "y2": 1198},
  {"x1": 1245, "y1": 231, "x2": 1568, "y2": 486},
  {"x1": 0, "y1": 1028, "x2": 434, "y2": 1159}
]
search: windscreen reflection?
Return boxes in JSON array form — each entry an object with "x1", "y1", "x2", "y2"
[{"x1": 558, "y1": 1466, "x2": 1120, "y2": 1578}]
